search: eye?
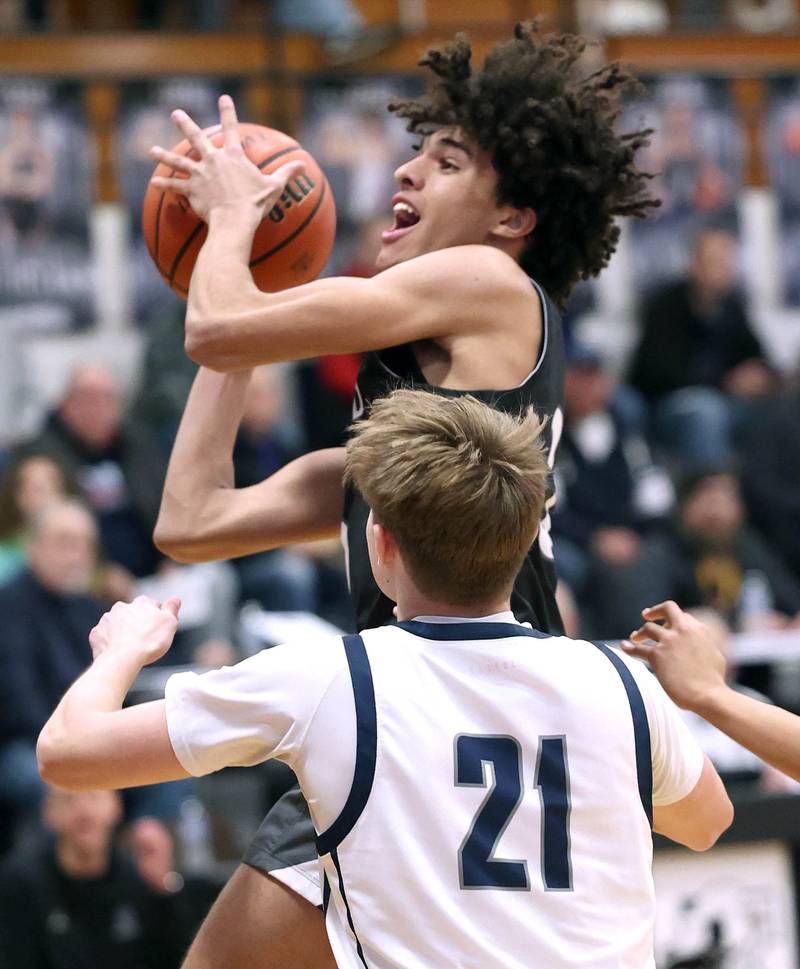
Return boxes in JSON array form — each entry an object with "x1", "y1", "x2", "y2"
[
  {"x1": 410, "y1": 141, "x2": 422, "y2": 152},
  {"x1": 439, "y1": 158, "x2": 459, "y2": 172}
]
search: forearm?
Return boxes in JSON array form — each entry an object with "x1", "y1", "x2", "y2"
[
  {"x1": 695, "y1": 686, "x2": 800, "y2": 782},
  {"x1": 188, "y1": 205, "x2": 264, "y2": 335},
  {"x1": 155, "y1": 367, "x2": 250, "y2": 557},
  {"x1": 37, "y1": 650, "x2": 143, "y2": 786}
]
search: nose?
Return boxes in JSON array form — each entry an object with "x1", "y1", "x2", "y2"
[{"x1": 394, "y1": 154, "x2": 423, "y2": 190}]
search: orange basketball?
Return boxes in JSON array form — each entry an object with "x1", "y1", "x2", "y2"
[{"x1": 142, "y1": 122, "x2": 336, "y2": 298}]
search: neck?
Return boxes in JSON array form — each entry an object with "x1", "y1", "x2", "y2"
[
  {"x1": 395, "y1": 591, "x2": 512, "y2": 622},
  {"x1": 56, "y1": 839, "x2": 111, "y2": 880}
]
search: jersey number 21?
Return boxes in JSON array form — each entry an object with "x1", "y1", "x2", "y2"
[{"x1": 455, "y1": 734, "x2": 572, "y2": 892}]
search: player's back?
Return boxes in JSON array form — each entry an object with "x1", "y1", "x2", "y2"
[{"x1": 314, "y1": 616, "x2": 663, "y2": 969}]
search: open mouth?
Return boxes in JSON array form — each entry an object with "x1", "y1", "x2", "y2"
[{"x1": 382, "y1": 200, "x2": 421, "y2": 243}]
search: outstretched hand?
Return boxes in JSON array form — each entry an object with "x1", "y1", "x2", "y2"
[
  {"x1": 89, "y1": 596, "x2": 181, "y2": 668},
  {"x1": 149, "y1": 95, "x2": 305, "y2": 222},
  {"x1": 621, "y1": 600, "x2": 727, "y2": 712}
]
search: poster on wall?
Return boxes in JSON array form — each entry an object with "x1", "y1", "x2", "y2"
[
  {"x1": 623, "y1": 75, "x2": 745, "y2": 291},
  {"x1": 653, "y1": 841, "x2": 798, "y2": 968},
  {"x1": 0, "y1": 79, "x2": 94, "y2": 332},
  {"x1": 764, "y1": 77, "x2": 800, "y2": 306}
]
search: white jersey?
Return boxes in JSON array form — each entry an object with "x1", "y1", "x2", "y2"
[{"x1": 165, "y1": 613, "x2": 703, "y2": 969}]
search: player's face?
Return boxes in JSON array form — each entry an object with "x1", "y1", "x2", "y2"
[{"x1": 375, "y1": 128, "x2": 508, "y2": 270}]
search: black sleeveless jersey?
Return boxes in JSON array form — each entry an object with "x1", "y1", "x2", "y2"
[{"x1": 343, "y1": 278, "x2": 566, "y2": 635}]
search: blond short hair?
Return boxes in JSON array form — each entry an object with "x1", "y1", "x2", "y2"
[{"x1": 345, "y1": 389, "x2": 549, "y2": 606}]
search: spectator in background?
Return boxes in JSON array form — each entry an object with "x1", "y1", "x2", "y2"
[
  {"x1": 588, "y1": 468, "x2": 800, "y2": 640},
  {"x1": 0, "y1": 500, "x2": 103, "y2": 825},
  {"x1": 232, "y1": 367, "x2": 320, "y2": 615},
  {"x1": 0, "y1": 787, "x2": 180, "y2": 969},
  {"x1": 25, "y1": 363, "x2": 166, "y2": 578},
  {"x1": 730, "y1": 0, "x2": 797, "y2": 32},
  {"x1": 128, "y1": 817, "x2": 221, "y2": 953},
  {"x1": 0, "y1": 452, "x2": 79, "y2": 585},
  {"x1": 551, "y1": 344, "x2": 673, "y2": 632},
  {"x1": 229, "y1": 367, "x2": 351, "y2": 628},
  {"x1": 739, "y1": 384, "x2": 800, "y2": 581},
  {"x1": 628, "y1": 227, "x2": 776, "y2": 466}
]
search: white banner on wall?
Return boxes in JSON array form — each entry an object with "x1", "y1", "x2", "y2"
[{"x1": 654, "y1": 841, "x2": 797, "y2": 968}]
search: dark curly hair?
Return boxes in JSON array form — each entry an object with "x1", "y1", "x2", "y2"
[{"x1": 389, "y1": 21, "x2": 658, "y2": 306}]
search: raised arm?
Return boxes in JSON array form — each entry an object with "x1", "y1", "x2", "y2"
[
  {"x1": 154, "y1": 367, "x2": 345, "y2": 563},
  {"x1": 183, "y1": 239, "x2": 529, "y2": 371},
  {"x1": 149, "y1": 98, "x2": 535, "y2": 372},
  {"x1": 623, "y1": 600, "x2": 800, "y2": 783},
  {"x1": 37, "y1": 598, "x2": 188, "y2": 791}
]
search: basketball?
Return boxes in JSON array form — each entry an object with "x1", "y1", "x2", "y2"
[{"x1": 142, "y1": 122, "x2": 336, "y2": 297}]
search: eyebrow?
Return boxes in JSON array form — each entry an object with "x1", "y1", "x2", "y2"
[{"x1": 428, "y1": 134, "x2": 473, "y2": 158}]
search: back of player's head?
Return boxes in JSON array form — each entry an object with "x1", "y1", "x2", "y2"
[
  {"x1": 345, "y1": 389, "x2": 548, "y2": 606},
  {"x1": 388, "y1": 21, "x2": 658, "y2": 306}
]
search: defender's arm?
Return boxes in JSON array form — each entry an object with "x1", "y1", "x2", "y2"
[
  {"x1": 652, "y1": 755, "x2": 733, "y2": 851},
  {"x1": 37, "y1": 598, "x2": 188, "y2": 791},
  {"x1": 624, "y1": 600, "x2": 800, "y2": 782}
]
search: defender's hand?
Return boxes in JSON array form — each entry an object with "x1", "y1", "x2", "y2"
[
  {"x1": 149, "y1": 95, "x2": 304, "y2": 223},
  {"x1": 621, "y1": 600, "x2": 727, "y2": 712},
  {"x1": 89, "y1": 596, "x2": 181, "y2": 667}
]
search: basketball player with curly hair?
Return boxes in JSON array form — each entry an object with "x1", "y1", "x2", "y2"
[{"x1": 151, "y1": 22, "x2": 658, "y2": 969}]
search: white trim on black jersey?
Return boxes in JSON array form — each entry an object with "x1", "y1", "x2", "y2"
[{"x1": 373, "y1": 276, "x2": 549, "y2": 391}]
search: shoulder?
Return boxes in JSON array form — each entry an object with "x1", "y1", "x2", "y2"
[
  {"x1": 183, "y1": 633, "x2": 350, "y2": 698},
  {"x1": 381, "y1": 245, "x2": 534, "y2": 307},
  {"x1": 413, "y1": 245, "x2": 531, "y2": 288}
]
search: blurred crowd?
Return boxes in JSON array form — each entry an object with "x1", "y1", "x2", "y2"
[
  {"x1": 0, "y1": 339, "x2": 357, "y2": 968},
  {"x1": 1, "y1": 10, "x2": 800, "y2": 968}
]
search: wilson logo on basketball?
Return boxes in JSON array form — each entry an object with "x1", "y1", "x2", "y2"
[{"x1": 268, "y1": 173, "x2": 316, "y2": 224}]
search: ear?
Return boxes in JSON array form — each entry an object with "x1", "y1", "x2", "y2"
[
  {"x1": 492, "y1": 206, "x2": 536, "y2": 241},
  {"x1": 373, "y1": 521, "x2": 399, "y2": 567}
]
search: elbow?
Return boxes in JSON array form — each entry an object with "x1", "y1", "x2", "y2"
[
  {"x1": 36, "y1": 727, "x2": 75, "y2": 789},
  {"x1": 687, "y1": 800, "x2": 735, "y2": 852},
  {"x1": 153, "y1": 518, "x2": 208, "y2": 564},
  {"x1": 37, "y1": 728, "x2": 100, "y2": 791},
  {"x1": 184, "y1": 315, "x2": 235, "y2": 371},
  {"x1": 154, "y1": 504, "x2": 221, "y2": 564},
  {"x1": 36, "y1": 729, "x2": 56, "y2": 784}
]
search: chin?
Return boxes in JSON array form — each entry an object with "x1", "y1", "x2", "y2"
[{"x1": 375, "y1": 246, "x2": 402, "y2": 272}]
